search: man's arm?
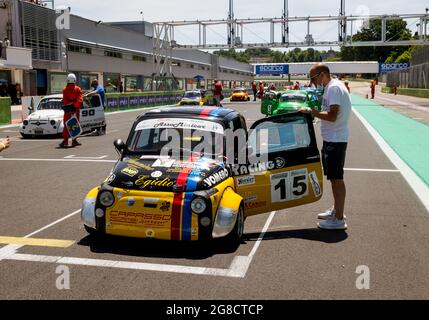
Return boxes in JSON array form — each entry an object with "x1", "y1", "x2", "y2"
[{"x1": 307, "y1": 105, "x2": 339, "y2": 122}]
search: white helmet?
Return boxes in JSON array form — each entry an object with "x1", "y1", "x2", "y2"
[{"x1": 67, "y1": 73, "x2": 77, "y2": 84}]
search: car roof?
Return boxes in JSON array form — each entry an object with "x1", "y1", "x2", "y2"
[
  {"x1": 136, "y1": 106, "x2": 240, "y2": 124},
  {"x1": 41, "y1": 94, "x2": 63, "y2": 99}
]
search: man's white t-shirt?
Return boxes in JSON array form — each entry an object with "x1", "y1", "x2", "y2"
[{"x1": 320, "y1": 78, "x2": 352, "y2": 143}]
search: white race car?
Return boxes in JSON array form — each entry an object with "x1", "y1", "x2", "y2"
[{"x1": 20, "y1": 94, "x2": 106, "y2": 138}]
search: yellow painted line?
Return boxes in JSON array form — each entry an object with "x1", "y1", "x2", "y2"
[{"x1": 0, "y1": 236, "x2": 74, "y2": 248}]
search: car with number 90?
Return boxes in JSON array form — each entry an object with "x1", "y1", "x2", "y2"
[{"x1": 20, "y1": 94, "x2": 106, "y2": 138}]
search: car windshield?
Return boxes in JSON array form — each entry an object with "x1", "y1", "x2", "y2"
[
  {"x1": 37, "y1": 98, "x2": 63, "y2": 110},
  {"x1": 233, "y1": 90, "x2": 245, "y2": 94},
  {"x1": 128, "y1": 117, "x2": 225, "y2": 159},
  {"x1": 281, "y1": 94, "x2": 307, "y2": 103},
  {"x1": 184, "y1": 91, "x2": 201, "y2": 98}
]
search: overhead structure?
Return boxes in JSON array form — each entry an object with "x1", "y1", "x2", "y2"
[{"x1": 153, "y1": 0, "x2": 428, "y2": 50}]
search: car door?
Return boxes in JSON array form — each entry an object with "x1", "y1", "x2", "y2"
[
  {"x1": 233, "y1": 112, "x2": 323, "y2": 216},
  {"x1": 260, "y1": 92, "x2": 279, "y2": 116},
  {"x1": 80, "y1": 94, "x2": 105, "y2": 132}
]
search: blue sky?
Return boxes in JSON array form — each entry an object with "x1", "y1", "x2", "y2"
[{"x1": 53, "y1": 0, "x2": 428, "y2": 50}]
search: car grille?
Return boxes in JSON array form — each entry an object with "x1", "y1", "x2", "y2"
[{"x1": 29, "y1": 120, "x2": 48, "y2": 125}]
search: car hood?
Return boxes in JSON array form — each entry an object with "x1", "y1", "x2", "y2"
[
  {"x1": 27, "y1": 109, "x2": 64, "y2": 121},
  {"x1": 106, "y1": 156, "x2": 229, "y2": 192},
  {"x1": 181, "y1": 97, "x2": 201, "y2": 102},
  {"x1": 278, "y1": 101, "x2": 306, "y2": 109}
]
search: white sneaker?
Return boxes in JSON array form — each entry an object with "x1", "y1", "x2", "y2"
[
  {"x1": 318, "y1": 208, "x2": 335, "y2": 220},
  {"x1": 318, "y1": 208, "x2": 346, "y2": 220},
  {"x1": 318, "y1": 218, "x2": 347, "y2": 230}
]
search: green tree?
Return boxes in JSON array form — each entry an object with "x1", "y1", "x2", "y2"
[{"x1": 340, "y1": 18, "x2": 412, "y2": 62}]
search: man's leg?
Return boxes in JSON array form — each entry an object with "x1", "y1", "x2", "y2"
[
  {"x1": 331, "y1": 179, "x2": 346, "y2": 220},
  {"x1": 61, "y1": 112, "x2": 70, "y2": 146}
]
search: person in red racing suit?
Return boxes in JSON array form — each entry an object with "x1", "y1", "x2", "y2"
[{"x1": 60, "y1": 73, "x2": 83, "y2": 148}]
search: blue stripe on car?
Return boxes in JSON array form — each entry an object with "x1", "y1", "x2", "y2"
[{"x1": 182, "y1": 158, "x2": 206, "y2": 241}]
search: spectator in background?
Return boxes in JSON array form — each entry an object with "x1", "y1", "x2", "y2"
[
  {"x1": 16, "y1": 83, "x2": 23, "y2": 104},
  {"x1": 213, "y1": 79, "x2": 223, "y2": 107},
  {"x1": 258, "y1": 82, "x2": 264, "y2": 99},
  {"x1": 0, "y1": 137, "x2": 10, "y2": 152},
  {"x1": 269, "y1": 83, "x2": 276, "y2": 91},
  {"x1": 3, "y1": 37, "x2": 10, "y2": 47},
  {"x1": 370, "y1": 80, "x2": 376, "y2": 99},
  {"x1": 251, "y1": 81, "x2": 257, "y2": 101},
  {"x1": 119, "y1": 81, "x2": 124, "y2": 93},
  {"x1": 344, "y1": 80, "x2": 351, "y2": 93}
]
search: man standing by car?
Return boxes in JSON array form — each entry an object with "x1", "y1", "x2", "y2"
[
  {"x1": 213, "y1": 79, "x2": 223, "y2": 107},
  {"x1": 60, "y1": 73, "x2": 83, "y2": 148},
  {"x1": 86, "y1": 79, "x2": 106, "y2": 109},
  {"x1": 300, "y1": 63, "x2": 351, "y2": 230}
]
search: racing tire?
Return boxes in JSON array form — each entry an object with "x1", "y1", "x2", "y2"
[
  {"x1": 84, "y1": 225, "x2": 103, "y2": 237},
  {"x1": 223, "y1": 204, "x2": 245, "y2": 248},
  {"x1": 96, "y1": 125, "x2": 106, "y2": 136},
  {"x1": 20, "y1": 133, "x2": 30, "y2": 139}
]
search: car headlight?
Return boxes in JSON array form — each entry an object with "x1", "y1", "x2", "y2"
[
  {"x1": 99, "y1": 190, "x2": 115, "y2": 207},
  {"x1": 50, "y1": 120, "x2": 56, "y2": 126},
  {"x1": 23, "y1": 120, "x2": 29, "y2": 126},
  {"x1": 191, "y1": 197, "x2": 206, "y2": 214}
]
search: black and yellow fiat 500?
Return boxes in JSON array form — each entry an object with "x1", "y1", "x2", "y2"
[{"x1": 81, "y1": 107, "x2": 323, "y2": 246}]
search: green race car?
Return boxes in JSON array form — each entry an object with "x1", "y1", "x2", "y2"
[{"x1": 261, "y1": 90, "x2": 322, "y2": 116}]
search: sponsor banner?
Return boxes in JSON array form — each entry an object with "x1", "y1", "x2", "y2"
[
  {"x1": 107, "y1": 97, "x2": 119, "y2": 108},
  {"x1": 139, "y1": 96, "x2": 147, "y2": 105},
  {"x1": 129, "y1": 96, "x2": 139, "y2": 106},
  {"x1": 135, "y1": 118, "x2": 224, "y2": 134},
  {"x1": 119, "y1": 97, "x2": 129, "y2": 107},
  {"x1": 255, "y1": 64, "x2": 289, "y2": 75},
  {"x1": 379, "y1": 62, "x2": 409, "y2": 73}
]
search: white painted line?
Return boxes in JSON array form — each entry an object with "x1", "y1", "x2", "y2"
[
  {"x1": 0, "y1": 157, "x2": 116, "y2": 163},
  {"x1": 24, "y1": 210, "x2": 81, "y2": 238},
  {"x1": 345, "y1": 168, "x2": 399, "y2": 172},
  {"x1": 0, "y1": 209, "x2": 276, "y2": 278},
  {"x1": 64, "y1": 155, "x2": 108, "y2": 160},
  {"x1": 226, "y1": 211, "x2": 276, "y2": 278},
  {"x1": 5, "y1": 253, "x2": 236, "y2": 277},
  {"x1": 0, "y1": 210, "x2": 81, "y2": 261},
  {"x1": 0, "y1": 104, "x2": 175, "y2": 130},
  {"x1": 353, "y1": 108, "x2": 429, "y2": 213}
]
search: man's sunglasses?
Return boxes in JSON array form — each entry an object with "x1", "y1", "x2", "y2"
[{"x1": 309, "y1": 72, "x2": 322, "y2": 80}]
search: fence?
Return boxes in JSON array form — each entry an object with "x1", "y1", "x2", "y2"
[{"x1": 386, "y1": 62, "x2": 429, "y2": 89}]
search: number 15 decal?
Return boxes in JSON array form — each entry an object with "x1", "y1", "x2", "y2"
[{"x1": 271, "y1": 169, "x2": 308, "y2": 203}]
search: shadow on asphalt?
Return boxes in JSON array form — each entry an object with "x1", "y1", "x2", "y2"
[
  {"x1": 243, "y1": 228, "x2": 348, "y2": 244},
  {"x1": 77, "y1": 234, "x2": 242, "y2": 260}
]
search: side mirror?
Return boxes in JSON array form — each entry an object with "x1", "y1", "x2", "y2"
[{"x1": 114, "y1": 139, "x2": 125, "y2": 153}]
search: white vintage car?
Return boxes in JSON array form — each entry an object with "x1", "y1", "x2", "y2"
[{"x1": 19, "y1": 94, "x2": 106, "y2": 138}]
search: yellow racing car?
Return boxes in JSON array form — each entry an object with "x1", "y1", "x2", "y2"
[
  {"x1": 81, "y1": 107, "x2": 323, "y2": 247},
  {"x1": 230, "y1": 88, "x2": 251, "y2": 102}
]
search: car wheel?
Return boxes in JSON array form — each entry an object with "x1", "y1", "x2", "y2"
[
  {"x1": 20, "y1": 133, "x2": 30, "y2": 139},
  {"x1": 224, "y1": 204, "x2": 244, "y2": 247},
  {"x1": 84, "y1": 225, "x2": 103, "y2": 237},
  {"x1": 96, "y1": 125, "x2": 106, "y2": 136}
]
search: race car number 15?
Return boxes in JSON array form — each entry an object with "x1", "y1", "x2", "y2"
[{"x1": 270, "y1": 169, "x2": 308, "y2": 203}]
